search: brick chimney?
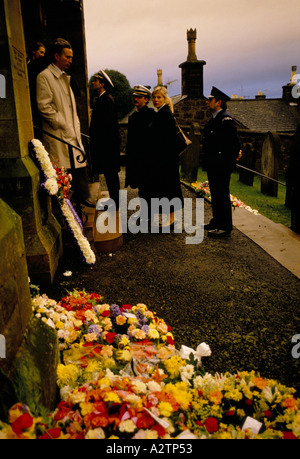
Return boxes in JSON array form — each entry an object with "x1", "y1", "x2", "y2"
[
  {"x1": 179, "y1": 29, "x2": 206, "y2": 98},
  {"x1": 282, "y1": 66, "x2": 299, "y2": 103}
]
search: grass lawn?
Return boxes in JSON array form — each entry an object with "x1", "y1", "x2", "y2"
[{"x1": 185, "y1": 167, "x2": 292, "y2": 228}]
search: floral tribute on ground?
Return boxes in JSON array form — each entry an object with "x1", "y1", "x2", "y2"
[
  {"x1": 29, "y1": 139, "x2": 96, "y2": 265},
  {"x1": 191, "y1": 180, "x2": 260, "y2": 214},
  {"x1": 1, "y1": 289, "x2": 300, "y2": 439}
]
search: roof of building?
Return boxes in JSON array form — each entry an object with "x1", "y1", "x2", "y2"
[{"x1": 227, "y1": 98, "x2": 300, "y2": 133}]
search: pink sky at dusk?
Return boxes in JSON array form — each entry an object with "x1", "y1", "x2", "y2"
[{"x1": 83, "y1": 0, "x2": 300, "y2": 99}]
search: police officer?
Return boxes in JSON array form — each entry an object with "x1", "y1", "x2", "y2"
[
  {"x1": 125, "y1": 85, "x2": 155, "y2": 199},
  {"x1": 90, "y1": 70, "x2": 121, "y2": 209},
  {"x1": 203, "y1": 87, "x2": 242, "y2": 237}
]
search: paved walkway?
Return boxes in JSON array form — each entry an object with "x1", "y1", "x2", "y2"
[
  {"x1": 232, "y1": 207, "x2": 300, "y2": 279},
  {"x1": 181, "y1": 176, "x2": 300, "y2": 280}
]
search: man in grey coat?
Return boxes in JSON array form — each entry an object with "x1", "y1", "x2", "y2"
[{"x1": 36, "y1": 38, "x2": 93, "y2": 207}]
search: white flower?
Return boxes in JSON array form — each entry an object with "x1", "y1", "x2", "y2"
[
  {"x1": 179, "y1": 364, "x2": 195, "y2": 384},
  {"x1": 131, "y1": 380, "x2": 147, "y2": 394},
  {"x1": 85, "y1": 428, "x2": 105, "y2": 439},
  {"x1": 63, "y1": 271, "x2": 72, "y2": 277},
  {"x1": 119, "y1": 419, "x2": 137, "y2": 433},
  {"x1": 44, "y1": 178, "x2": 59, "y2": 195}
]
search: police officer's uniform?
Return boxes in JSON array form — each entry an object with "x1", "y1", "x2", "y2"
[{"x1": 203, "y1": 87, "x2": 241, "y2": 237}]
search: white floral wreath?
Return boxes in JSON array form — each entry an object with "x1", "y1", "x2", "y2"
[{"x1": 30, "y1": 138, "x2": 96, "y2": 265}]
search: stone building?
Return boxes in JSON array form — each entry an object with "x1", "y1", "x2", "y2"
[{"x1": 121, "y1": 29, "x2": 300, "y2": 177}]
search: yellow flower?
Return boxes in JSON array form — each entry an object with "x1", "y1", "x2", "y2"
[
  {"x1": 164, "y1": 356, "x2": 186, "y2": 378},
  {"x1": 158, "y1": 402, "x2": 173, "y2": 417},
  {"x1": 103, "y1": 392, "x2": 121, "y2": 404},
  {"x1": 148, "y1": 329, "x2": 160, "y2": 340},
  {"x1": 55, "y1": 321, "x2": 65, "y2": 329},
  {"x1": 80, "y1": 402, "x2": 95, "y2": 416},
  {"x1": 56, "y1": 363, "x2": 80, "y2": 387},
  {"x1": 98, "y1": 377, "x2": 111, "y2": 389}
]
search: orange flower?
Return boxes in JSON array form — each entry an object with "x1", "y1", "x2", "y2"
[
  {"x1": 209, "y1": 390, "x2": 223, "y2": 405},
  {"x1": 282, "y1": 397, "x2": 299, "y2": 411},
  {"x1": 253, "y1": 377, "x2": 268, "y2": 390}
]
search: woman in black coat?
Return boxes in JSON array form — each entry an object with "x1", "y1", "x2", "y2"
[{"x1": 141, "y1": 86, "x2": 183, "y2": 227}]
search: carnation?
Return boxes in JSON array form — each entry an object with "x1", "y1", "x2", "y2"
[
  {"x1": 85, "y1": 428, "x2": 105, "y2": 439},
  {"x1": 119, "y1": 419, "x2": 137, "y2": 433}
]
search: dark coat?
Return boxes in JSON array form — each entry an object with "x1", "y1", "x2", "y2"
[
  {"x1": 141, "y1": 104, "x2": 183, "y2": 205},
  {"x1": 202, "y1": 109, "x2": 241, "y2": 172},
  {"x1": 89, "y1": 91, "x2": 120, "y2": 174},
  {"x1": 125, "y1": 105, "x2": 155, "y2": 188}
]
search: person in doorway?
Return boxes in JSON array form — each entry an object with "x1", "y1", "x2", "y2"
[
  {"x1": 89, "y1": 70, "x2": 121, "y2": 209},
  {"x1": 203, "y1": 86, "x2": 242, "y2": 237},
  {"x1": 143, "y1": 85, "x2": 183, "y2": 228},
  {"x1": 36, "y1": 38, "x2": 93, "y2": 207},
  {"x1": 27, "y1": 41, "x2": 46, "y2": 127},
  {"x1": 125, "y1": 84, "x2": 155, "y2": 196}
]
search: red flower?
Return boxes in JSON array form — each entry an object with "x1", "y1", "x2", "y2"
[
  {"x1": 283, "y1": 431, "x2": 298, "y2": 439},
  {"x1": 122, "y1": 304, "x2": 132, "y2": 310},
  {"x1": 11, "y1": 413, "x2": 33, "y2": 435},
  {"x1": 264, "y1": 410, "x2": 273, "y2": 419},
  {"x1": 225, "y1": 410, "x2": 235, "y2": 417},
  {"x1": 53, "y1": 401, "x2": 72, "y2": 421},
  {"x1": 101, "y1": 310, "x2": 110, "y2": 317},
  {"x1": 105, "y1": 332, "x2": 117, "y2": 344},
  {"x1": 151, "y1": 423, "x2": 167, "y2": 437},
  {"x1": 91, "y1": 414, "x2": 109, "y2": 428},
  {"x1": 166, "y1": 335, "x2": 174, "y2": 345},
  {"x1": 39, "y1": 427, "x2": 62, "y2": 439},
  {"x1": 245, "y1": 398, "x2": 253, "y2": 406},
  {"x1": 204, "y1": 417, "x2": 219, "y2": 433},
  {"x1": 136, "y1": 412, "x2": 155, "y2": 429}
]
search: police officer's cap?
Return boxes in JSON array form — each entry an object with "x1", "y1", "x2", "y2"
[
  {"x1": 208, "y1": 86, "x2": 231, "y2": 102},
  {"x1": 95, "y1": 70, "x2": 114, "y2": 88},
  {"x1": 133, "y1": 85, "x2": 151, "y2": 98}
]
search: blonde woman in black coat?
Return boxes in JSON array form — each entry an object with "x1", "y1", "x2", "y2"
[{"x1": 141, "y1": 86, "x2": 183, "y2": 228}]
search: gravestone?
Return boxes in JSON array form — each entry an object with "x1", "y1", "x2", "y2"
[
  {"x1": 239, "y1": 143, "x2": 256, "y2": 186},
  {"x1": 260, "y1": 131, "x2": 280, "y2": 197},
  {"x1": 286, "y1": 125, "x2": 300, "y2": 234},
  {"x1": 180, "y1": 123, "x2": 200, "y2": 183}
]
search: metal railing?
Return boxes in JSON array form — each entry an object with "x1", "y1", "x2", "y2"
[
  {"x1": 33, "y1": 126, "x2": 91, "y2": 221},
  {"x1": 236, "y1": 164, "x2": 286, "y2": 187},
  {"x1": 33, "y1": 126, "x2": 88, "y2": 170}
]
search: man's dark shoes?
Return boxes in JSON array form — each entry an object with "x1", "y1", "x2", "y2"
[
  {"x1": 204, "y1": 221, "x2": 216, "y2": 230},
  {"x1": 208, "y1": 228, "x2": 231, "y2": 238}
]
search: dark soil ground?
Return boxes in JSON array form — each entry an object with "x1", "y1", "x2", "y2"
[{"x1": 43, "y1": 183, "x2": 300, "y2": 396}]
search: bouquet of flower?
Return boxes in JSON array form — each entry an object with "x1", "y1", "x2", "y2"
[
  {"x1": 29, "y1": 139, "x2": 96, "y2": 265},
  {"x1": 55, "y1": 166, "x2": 72, "y2": 202},
  {"x1": 2, "y1": 290, "x2": 300, "y2": 440}
]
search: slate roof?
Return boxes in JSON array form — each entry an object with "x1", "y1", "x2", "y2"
[{"x1": 227, "y1": 99, "x2": 300, "y2": 133}]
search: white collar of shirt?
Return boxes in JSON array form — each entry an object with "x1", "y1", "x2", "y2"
[{"x1": 212, "y1": 109, "x2": 222, "y2": 118}]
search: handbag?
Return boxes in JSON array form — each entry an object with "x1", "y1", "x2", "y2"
[{"x1": 174, "y1": 118, "x2": 192, "y2": 156}]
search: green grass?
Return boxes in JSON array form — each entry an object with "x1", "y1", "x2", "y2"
[{"x1": 187, "y1": 167, "x2": 291, "y2": 228}]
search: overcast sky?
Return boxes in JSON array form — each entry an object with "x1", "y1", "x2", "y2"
[{"x1": 83, "y1": 0, "x2": 300, "y2": 99}]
